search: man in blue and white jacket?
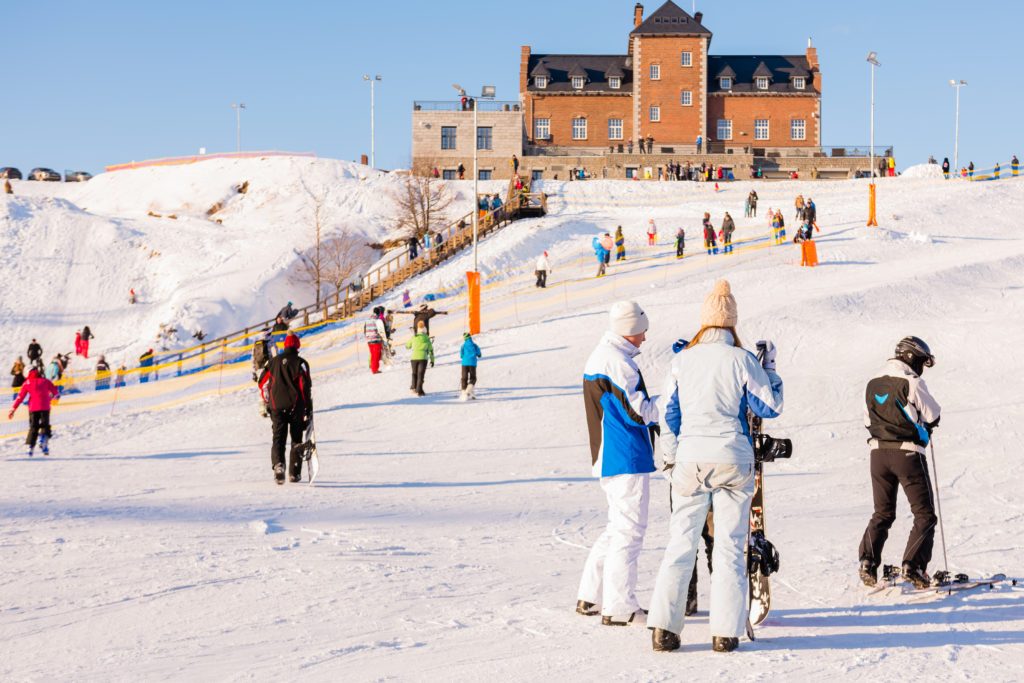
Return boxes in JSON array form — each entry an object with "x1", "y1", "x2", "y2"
[{"x1": 577, "y1": 301, "x2": 659, "y2": 626}]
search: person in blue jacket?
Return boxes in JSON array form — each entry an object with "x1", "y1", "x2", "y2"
[
  {"x1": 593, "y1": 235, "x2": 611, "y2": 277},
  {"x1": 459, "y1": 333, "x2": 482, "y2": 400}
]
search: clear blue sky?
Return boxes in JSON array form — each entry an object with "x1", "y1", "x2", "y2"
[{"x1": 3, "y1": 0, "x2": 1020, "y2": 174}]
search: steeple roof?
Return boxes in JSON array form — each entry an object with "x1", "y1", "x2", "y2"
[{"x1": 631, "y1": 0, "x2": 711, "y2": 37}]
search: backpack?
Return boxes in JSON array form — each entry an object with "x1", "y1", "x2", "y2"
[{"x1": 253, "y1": 339, "x2": 270, "y2": 372}]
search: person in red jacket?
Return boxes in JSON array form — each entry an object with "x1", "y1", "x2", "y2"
[
  {"x1": 258, "y1": 333, "x2": 313, "y2": 484},
  {"x1": 74, "y1": 330, "x2": 83, "y2": 356},
  {"x1": 9, "y1": 368, "x2": 60, "y2": 456}
]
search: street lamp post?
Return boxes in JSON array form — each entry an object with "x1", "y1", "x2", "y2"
[
  {"x1": 231, "y1": 102, "x2": 246, "y2": 153},
  {"x1": 949, "y1": 80, "x2": 967, "y2": 173},
  {"x1": 452, "y1": 83, "x2": 496, "y2": 273},
  {"x1": 866, "y1": 52, "x2": 880, "y2": 226},
  {"x1": 363, "y1": 75, "x2": 382, "y2": 167}
]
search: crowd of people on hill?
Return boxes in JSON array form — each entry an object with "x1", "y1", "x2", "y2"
[{"x1": 939, "y1": 155, "x2": 1018, "y2": 180}]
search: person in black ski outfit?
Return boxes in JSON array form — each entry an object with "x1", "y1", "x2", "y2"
[
  {"x1": 941, "y1": 157, "x2": 950, "y2": 179},
  {"x1": 408, "y1": 235, "x2": 420, "y2": 260},
  {"x1": 858, "y1": 336, "x2": 941, "y2": 589},
  {"x1": 410, "y1": 304, "x2": 447, "y2": 335},
  {"x1": 258, "y1": 333, "x2": 313, "y2": 484},
  {"x1": 27, "y1": 339, "x2": 43, "y2": 367}
]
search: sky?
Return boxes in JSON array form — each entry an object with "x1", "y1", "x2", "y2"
[{"x1": 2, "y1": 0, "x2": 1021, "y2": 175}]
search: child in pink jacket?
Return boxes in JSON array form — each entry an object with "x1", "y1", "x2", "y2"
[{"x1": 9, "y1": 368, "x2": 60, "y2": 456}]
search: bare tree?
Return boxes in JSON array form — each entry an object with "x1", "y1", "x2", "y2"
[
  {"x1": 321, "y1": 234, "x2": 376, "y2": 300},
  {"x1": 394, "y1": 175, "x2": 453, "y2": 239},
  {"x1": 292, "y1": 179, "x2": 329, "y2": 305}
]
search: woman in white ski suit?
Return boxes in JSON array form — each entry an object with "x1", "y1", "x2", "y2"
[{"x1": 647, "y1": 279, "x2": 783, "y2": 652}]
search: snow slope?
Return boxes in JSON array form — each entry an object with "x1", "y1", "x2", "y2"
[{"x1": 3, "y1": 173, "x2": 1024, "y2": 681}]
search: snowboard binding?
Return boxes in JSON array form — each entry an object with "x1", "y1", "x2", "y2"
[{"x1": 754, "y1": 433, "x2": 792, "y2": 463}]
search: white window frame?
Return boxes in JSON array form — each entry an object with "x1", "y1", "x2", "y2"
[
  {"x1": 572, "y1": 117, "x2": 588, "y2": 141},
  {"x1": 717, "y1": 118, "x2": 733, "y2": 141},
  {"x1": 791, "y1": 119, "x2": 806, "y2": 141},
  {"x1": 794, "y1": 76, "x2": 806, "y2": 90},
  {"x1": 756, "y1": 76, "x2": 769, "y2": 90},
  {"x1": 535, "y1": 76, "x2": 548, "y2": 89},
  {"x1": 609, "y1": 76, "x2": 621, "y2": 90},
  {"x1": 754, "y1": 119, "x2": 769, "y2": 141},
  {"x1": 680, "y1": 90, "x2": 692, "y2": 106},
  {"x1": 649, "y1": 106, "x2": 660, "y2": 123},
  {"x1": 533, "y1": 118, "x2": 550, "y2": 140},
  {"x1": 572, "y1": 76, "x2": 585, "y2": 90},
  {"x1": 720, "y1": 77, "x2": 732, "y2": 90},
  {"x1": 681, "y1": 51, "x2": 692, "y2": 67},
  {"x1": 608, "y1": 118, "x2": 624, "y2": 140},
  {"x1": 650, "y1": 63, "x2": 661, "y2": 80},
  {"x1": 478, "y1": 169, "x2": 493, "y2": 180}
]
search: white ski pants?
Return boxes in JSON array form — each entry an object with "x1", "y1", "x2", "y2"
[
  {"x1": 577, "y1": 473, "x2": 650, "y2": 617},
  {"x1": 648, "y1": 463, "x2": 754, "y2": 637}
]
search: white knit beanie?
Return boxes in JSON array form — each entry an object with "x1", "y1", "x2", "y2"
[
  {"x1": 609, "y1": 301, "x2": 649, "y2": 337},
  {"x1": 700, "y1": 279, "x2": 738, "y2": 328}
]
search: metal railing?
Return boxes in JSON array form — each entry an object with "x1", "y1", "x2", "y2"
[{"x1": 413, "y1": 100, "x2": 521, "y2": 112}]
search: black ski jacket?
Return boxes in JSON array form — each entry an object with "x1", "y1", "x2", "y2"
[
  {"x1": 27, "y1": 343, "x2": 42, "y2": 361},
  {"x1": 258, "y1": 348, "x2": 312, "y2": 415},
  {"x1": 864, "y1": 359, "x2": 941, "y2": 453}
]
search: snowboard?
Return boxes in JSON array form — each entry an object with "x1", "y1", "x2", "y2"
[
  {"x1": 747, "y1": 419, "x2": 771, "y2": 627},
  {"x1": 290, "y1": 418, "x2": 320, "y2": 485}
]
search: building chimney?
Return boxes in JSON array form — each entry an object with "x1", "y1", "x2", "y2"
[
  {"x1": 694, "y1": 11, "x2": 703, "y2": 24},
  {"x1": 634, "y1": 3, "x2": 644, "y2": 28},
  {"x1": 806, "y1": 38, "x2": 819, "y2": 71}
]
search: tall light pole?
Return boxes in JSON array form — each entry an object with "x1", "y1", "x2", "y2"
[
  {"x1": 231, "y1": 102, "x2": 246, "y2": 153},
  {"x1": 950, "y1": 79, "x2": 967, "y2": 173},
  {"x1": 866, "y1": 52, "x2": 880, "y2": 226},
  {"x1": 452, "y1": 83, "x2": 496, "y2": 273},
  {"x1": 363, "y1": 74, "x2": 382, "y2": 167}
]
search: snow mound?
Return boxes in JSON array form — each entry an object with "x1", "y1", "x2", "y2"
[{"x1": 901, "y1": 163, "x2": 945, "y2": 179}]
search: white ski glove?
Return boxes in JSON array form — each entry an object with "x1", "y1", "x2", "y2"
[{"x1": 756, "y1": 340, "x2": 777, "y2": 371}]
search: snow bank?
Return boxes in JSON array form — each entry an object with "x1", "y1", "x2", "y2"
[{"x1": 900, "y1": 163, "x2": 945, "y2": 179}]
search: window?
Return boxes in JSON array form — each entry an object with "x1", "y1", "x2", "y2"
[
  {"x1": 680, "y1": 90, "x2": 692, "y2": 106},
  {"x1": 625, "y1": 167, "x2": 638, "y2": 179},
  {"x1": 720, "y1": 77, "x2": 732, "y2": 90},
  {"x1": 478, "y1": 169, "x2": 492, "y2": 180},
  {"x1": 441, "y1": 126, "x2": 457, "y2": 150},
  {"x1": 442, "y1": 169, "x2": 456, "y2": 180},
  {"x1": 535, "y1": 76, "x2": 548, "y2": 89},
  {"x1": 650, "y1": 64, "x2": 661, "y2": 80},
  {"x1": 756, "y1": 76, "x2": 769, "y2": 90},
  {"x1": 717, "y1": 119, "x2": 732, "y2": 141},
  {"x1": 791, "y1": 119, "x2": 806, "y2": 140},
  {"x1": 608, "y1": 118, "x2": 623, "y2": 140},
  {"x1": 755, "y1": 119, "x2": 769, "y2": 140},
  {"x1": 681, "y1": 51, "x2": 692, "y2": 67},
  {"x1": 534, "y1": 118, "x2": 550, "y2": 140},
  {"x1": 531, "y1": 169, "x2": 544, "y2": 182},
  {"x1": 572, "y1": 76, "x2": 585, "y2": 90},
  {"x1": 572, "y1": 117, "x2": 587, "y2": 140},
  {"x1": 649, "y1": 106, "x2": 660, "y2": 123},
  {"x1": 476, "y1": 126, "x2": 493, "y2": 150},
  {"x1": 609, "y1": 76, "x2": 621, "y2": 90},
  {"x1": 794, "y1": 76, "x2": 806, "y2": 90}
]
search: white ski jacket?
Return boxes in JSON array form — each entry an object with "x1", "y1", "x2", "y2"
[
  {"x1": 659, "y1": 329, "x2": 784, "y2": 466},
  {"x1": 536, "y1": 255, "x2": 550, "y2": 271}
]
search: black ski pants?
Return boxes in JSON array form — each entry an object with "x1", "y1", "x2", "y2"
[
  {"x1": 270, "y1": 408, "x2": 305, "y2": 477},
  {"x1": 676, "y1": 240, "x2": 685, "y2": 258},
  {"x1": 535, "y1": 270, "x2": 547, "y2": 288},
  {"x1": 460, "y1": 366, "x2": 477, "y2": 390},
  {"x1": 410, "y1": 360, "x2": 428, "y2": 394},
  {"x1": 859, "y1": 449, "x2": 937, "y2": 570},
  {"x1": 26, "y1": 410, "x2": 51, "y2": 448}
]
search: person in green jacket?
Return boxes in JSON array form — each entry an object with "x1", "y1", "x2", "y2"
[{"x1": 405, "y1": 321, "x2": 435, "y2": 396}]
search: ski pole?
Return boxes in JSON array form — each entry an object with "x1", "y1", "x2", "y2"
[{"x1": 929, "y1": 440, "x2": 951, "y2": 592}]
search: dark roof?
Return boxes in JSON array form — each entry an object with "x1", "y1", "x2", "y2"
[
  {"x1": 708, "y1": 55, "x2": 816, "y2": 94},
  {"x1": 631, "y1": 0, "x2": 711, "y2": 37},
  {"x1": 530, "y1": 61, "x2": 551, "y2": 78},
  {"x1": 715, "y1": 64, "x2": 737, "y2": 79},
  {"x1": 526, "y1": 54, "x2": 632, "y2": 93}
]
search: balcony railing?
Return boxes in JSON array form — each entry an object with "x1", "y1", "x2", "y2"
[{"x1": 413, "y1": 100, "x2": 521, "y2": 112}]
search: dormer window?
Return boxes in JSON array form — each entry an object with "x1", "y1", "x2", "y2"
[
  {"x1": 794, "y1": 76, "x2": 806, "y2": 90},
  {"x1": 720, "y1": 77, "x2": 732, "y2": 90},
  {"x1": 535, "y1": 76, "x2": 548, "y2": 89},
  {"x1": 609, "y1": 77, "x2": 621, "y2": 90},
  {"x1": 572, "y1": 76, "x2": 585, "y2": 90},
  {"x1": 756, "y1": 76, "x2": 769, "y2": 90}
]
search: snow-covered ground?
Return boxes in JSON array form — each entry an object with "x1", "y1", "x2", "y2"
[{"x1": 2, "y1": 167, "x2": 1024, "y2": 681}]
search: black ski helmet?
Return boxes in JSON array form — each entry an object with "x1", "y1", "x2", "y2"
[{"x1": 894, "y1": 336, "x2": 935, "y2": 373}]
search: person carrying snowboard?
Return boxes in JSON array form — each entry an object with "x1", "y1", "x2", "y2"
[
  {"x1": 702, "y1": 213, "x2": 718, "y2": 255},
  {"x1": 648, "y1": 279, "x2": 783, "y2": 653},
  {"x1": 258, "y1": 333, "x2": 313, "y2": 484},
  {"x1": 252, "y1": 330, "x2": 273, "y2": 417},
  {"x1": 364, "y1": 306, "x2": 388, "y2": 374},
  {"x1": 459, "y1": 332, "x2": 482, "y2": 401},
  {"x1": 9, "y1": 367, "x2": 60, "y2": 456},
  {"x1": 675, "y1": 227, "x2": 685, "y2": 259},
  {"x1": 577, "y1": 301, "x2": 659, "y2": 628},
  {"x1": 858, "y1": 336, "x2": 941, "y2": 589},
  {"x1": 405, "y1": 321, "x2": 434, "y2": 396},
  {"x1": 614, "y1": 226, "x2": 626, "y2": 261},
  {"x1": 535, "y1": 251, "x2": 550, "y2": 289}
]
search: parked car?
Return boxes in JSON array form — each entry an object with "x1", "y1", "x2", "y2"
[
  {"x1": 0, "y1": 167, "x2": 22, "y2": 180},
  {"x1": 28, "y1": 168, "x2": 61, "y2": 181},
  {"x1": 65, "y1": 170, "x2": 92, "y2": 182}
]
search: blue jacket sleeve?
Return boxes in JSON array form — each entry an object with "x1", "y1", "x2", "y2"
[{"x1": 745, "y1": 355, "x2": 784, "y2": 419}]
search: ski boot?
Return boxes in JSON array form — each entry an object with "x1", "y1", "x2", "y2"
[
  {"x1": 602, "y1": 609, "x2": 646, "y2": 627},
  {"x1": 274, "y1": 464, "x2": 285, "y2": 485},
  {"x1": 467, "y1": 384, "x2": 476, "y2": 400},
  {"x1": 652, "y1": 628, "x2": 681, "y2": 652},
  {"x1": 712, "y1": 636, "x2": 739, "y2": 653},
  {"x1": 902, "y1": 563, "x2": 931, "y2": 589},
  {"x1": 459, "y1": 389, "x2": 468, "y2": 402},
  {"x1": 27, "y1": 446, "x2": 34, "y2": 458},
  {"x1": 575, "y1": 600, "x2": 599, "y2": 616},
  {"x1": 859, "y1": 560, "x2": 878, "y2": 587}
]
